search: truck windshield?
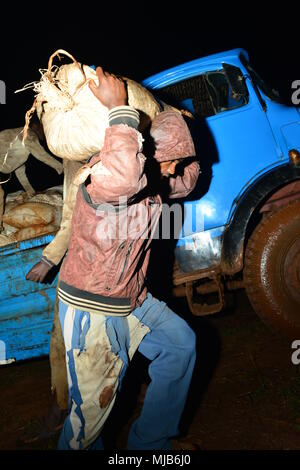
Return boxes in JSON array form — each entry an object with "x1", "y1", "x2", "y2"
[{"x1": 241, "y1": 57, "x2": 282, "y2": 103}]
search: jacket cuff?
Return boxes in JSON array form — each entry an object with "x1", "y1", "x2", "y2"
[
  {"x1": 108, "y1": 106, "x2": 140, "y2": 129},
  {"x1": 41, "y1": 256, "x2": 56, "y2": 268}
]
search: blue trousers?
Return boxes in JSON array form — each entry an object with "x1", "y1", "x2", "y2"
[{"x1": 58, "y1": 292, "x2": 196, "y2": 450}]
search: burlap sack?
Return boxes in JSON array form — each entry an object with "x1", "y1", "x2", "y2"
[
  {"x1": 3, "y1": 202, "x2": 56, "y2": 228},
  {"x1": 0, "y1": 187, "x2": 63, "y2": 246},
  {"x1": 21, "y1": 50, "x2": 161, "y2": 161},
  {"x1": 12, "y1": 224, "x2": 58, "y2": 241}
]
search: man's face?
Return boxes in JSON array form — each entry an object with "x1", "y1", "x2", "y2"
[{"x1": 159, "y1": 159, "x2": 180, "y2": 177}]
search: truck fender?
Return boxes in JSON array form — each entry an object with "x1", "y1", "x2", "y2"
[{"x1": 221, "y1": 163, "x2": 300, "y2": 275}]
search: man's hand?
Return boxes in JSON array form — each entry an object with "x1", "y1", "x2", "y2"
[
  {"x1": 89, "y1": 67, "x2": 127, "y2": 110},
  {"x1": 26, "y1": 260, "x2": 53, "y2": 283}
]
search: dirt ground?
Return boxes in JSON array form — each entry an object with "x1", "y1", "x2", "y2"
[{"x1": 1, "y1": 289, "x2": 300, "y2": 451}]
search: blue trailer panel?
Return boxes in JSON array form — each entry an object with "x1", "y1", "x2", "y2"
[{"x1": 0, "y1": 234, "x2": 57, "y2": 364}]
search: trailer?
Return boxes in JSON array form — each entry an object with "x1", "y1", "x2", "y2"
[{"x1": 0, "y1": 233, "x2": 58, "y2": 364}]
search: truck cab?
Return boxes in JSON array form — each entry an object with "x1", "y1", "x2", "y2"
[{"x1": 143, "y1": 48, "x2": 300, "y2": 338}]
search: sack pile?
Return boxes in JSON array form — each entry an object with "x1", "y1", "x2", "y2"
[
  {"x1": 0, "y1": 186, "x2": 63, "y2": 246},
  {"x1": 20, "y1": 50, "x2": 161, "y2": 161}
]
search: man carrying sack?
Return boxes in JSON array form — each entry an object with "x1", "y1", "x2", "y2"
[{"x1": 28, "y1": 67, "x2": 199, "y2": 450}]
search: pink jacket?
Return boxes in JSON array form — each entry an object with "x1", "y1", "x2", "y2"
[{"x1": 58, "y1": 109, "x2": 199, "y2": 315}]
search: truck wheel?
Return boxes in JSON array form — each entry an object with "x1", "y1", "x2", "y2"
[{"x1": 244, "y1": 199, "x2": 300, "y2": 340}]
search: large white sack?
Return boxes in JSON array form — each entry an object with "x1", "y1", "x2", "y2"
[{"x1": 21, "y1": 50, "x2": 161, "y2": 161}]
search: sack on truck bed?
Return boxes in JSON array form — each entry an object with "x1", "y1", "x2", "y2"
[
  {"x1": 0, "y1": 186, "x2": 63, "y2": 246},
  {"x1": 3, "y1": 202, "x2": 56, "y2": 228},
  {"x1": 13, "y1": 224, "x2": 58, "y2": 242},
  {"x1": 20, "y1": 50, "x2": 161, "y2": 161}
]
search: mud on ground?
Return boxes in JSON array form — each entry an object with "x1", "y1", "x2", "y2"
[{"x1": 1, "y1": 290, "x2": 300, "y2": 450}]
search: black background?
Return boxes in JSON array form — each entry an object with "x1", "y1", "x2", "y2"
[{"x1": 0, "y1": 10, "x2": 298, "y2": 126}]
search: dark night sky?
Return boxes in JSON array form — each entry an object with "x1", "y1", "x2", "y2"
[
  {"x1": 0, "y1": 11, "x2": 298, "y2": 190},
  {"x1": 0, "y1": 13, "x2": 298, "y2": 127}
]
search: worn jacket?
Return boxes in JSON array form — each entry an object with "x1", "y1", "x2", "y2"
[{"x1": 58, "y1": 107, "x2": 199, "y2": 315}]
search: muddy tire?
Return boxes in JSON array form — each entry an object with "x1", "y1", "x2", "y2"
[{"x1": 244, "y1": 200, "x2": 300, "y2": 340}]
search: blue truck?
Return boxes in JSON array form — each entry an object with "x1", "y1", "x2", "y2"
[{"x1": 0, "y1": 48, "x2": 299, "y2": 364}]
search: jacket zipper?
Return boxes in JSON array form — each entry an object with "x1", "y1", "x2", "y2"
[
  {"x1": 117, "y1": 241, "x2": 133, "y2": 285},
  {"x1": 137, "y1": 274, "x2": 140, "y2": 293},
  {"x1": 104, "y1": 241, "x2": 126, "y2": 290}
]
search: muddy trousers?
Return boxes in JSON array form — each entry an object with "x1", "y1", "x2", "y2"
[{"x1": 57, "y1": 292, "x2": 196, "y2": 450}]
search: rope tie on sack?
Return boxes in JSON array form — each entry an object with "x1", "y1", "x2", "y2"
[{"x1": 15, "y1": 50, "x2": 89, "y2": 144}]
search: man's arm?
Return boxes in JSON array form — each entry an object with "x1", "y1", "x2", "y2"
[
  {"x1": 41, "y1": 160, "x2": 82, "y2": 264},
  {"x1": 86, "y1": 117, "x2": 146, "y2": 204},
  {"x1": 26, "y1": 160, "x2": 83, "y2": 282},
  {"x1": 168, "y1": 159, "x2": 200, "y2": 199},
  {"x1": 83, "y1": 67, "x2": 147, "y2": 205}
]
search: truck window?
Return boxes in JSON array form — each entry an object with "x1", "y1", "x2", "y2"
[
  {"x1": 155, "y1": 75, "x2": 215, "y2": 118},
  {"x1": 206, "y1": 70, "x2": 248, "y2": 113},
  {"x1": 156, "y1": 68, "x2": 249, "y2": 118}
]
